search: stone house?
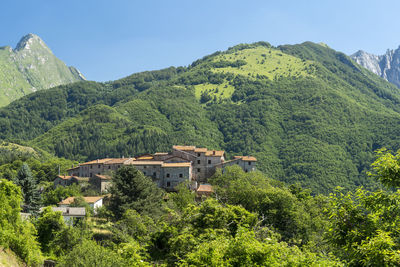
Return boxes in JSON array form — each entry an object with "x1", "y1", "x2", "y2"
[
  {"x1": 90, "y1": 174, "x2": 112, "y2": 193},
  {"x1": 215, "y1": 156, "x2": 257, "y2": 173}
]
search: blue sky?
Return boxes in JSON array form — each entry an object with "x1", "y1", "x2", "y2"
[{"x1": 2, "y1": 0, "x2": 400, "y2": 81}]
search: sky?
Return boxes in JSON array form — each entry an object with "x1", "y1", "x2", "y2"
[{"x1": 2, "y1": 0, "x2": 400, "y2": 82}]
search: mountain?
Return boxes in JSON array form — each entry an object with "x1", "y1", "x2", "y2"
[
  {"x1": 0, "y1": 33, "x2": 85, "y2": 106},
  {"x1": 1, "y1": 41, "x2": 400, "y2": 193},
  {"x1": 351, "y1": 47, "x2": 400, "y2": 88}
]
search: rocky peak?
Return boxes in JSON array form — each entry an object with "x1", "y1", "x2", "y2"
[
  {"x1": 14, "y1": 33, "x2": 50, "y2": 52},
  {"x1": 351, "y1": 46, "x2": 400, "y2": 88}
]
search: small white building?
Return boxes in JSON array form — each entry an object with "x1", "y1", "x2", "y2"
[{"x1": 58, "y1": 196, "x2": 104, "y2": 211}]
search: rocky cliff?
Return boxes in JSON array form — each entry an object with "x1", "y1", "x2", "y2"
[{"x1": 351, "y1": 47, "x2": 400, "y2": 88}]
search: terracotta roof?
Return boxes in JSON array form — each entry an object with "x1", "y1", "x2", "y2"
[
  {"x1": 136, "y1": 156, "x2": 154, "y2": 160},
  {"x1": 80, "y1": 158, "x2": 113, "y2": 166},
  {"x1": 57, "y1": 175, "x2": 74, "y2": 180},
  {"x1": 58, "y1": 196, "x2": 75, "y2": 205},
  {"x1": 173, "y1": 145, "x2": 196, "y2": 151},
  {"x1": 104, "y1": 158, "x2": 133, "y2": 164},
  {"x1": 58, "y1": 196, "x2": 104, "y2": 205},
  {"x1": 234, "y1": 156, "x2": 257, "y2": 161},
  {"x1": 194, "y1": 147, "x2": 208, "y2": 153},
  {"x1": 94, "y1": 174, "x2": 112, "y2": 180},
  {"x1": 66, "y1": 166, "x2": 79, "y2": 171},
  {"x1": 154, "y1": 152, "x2": 169, "y2": 156},
  {"x1": 83, "y1": 196, "x2": 104, "y2": 203},
  {"x1": 162, "y1": 162, "x2": 192, "y2": 168},
  {"x1": 197, "y1": 184, "x2": 214, "y2": 193},
  {"x1": 205, "y1": 150, "x2": 225, "y2": 157},
  {"x1": 131, "y1": 161, "x2": 164, "y2": 165}
]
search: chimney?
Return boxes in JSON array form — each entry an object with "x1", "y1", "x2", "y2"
[{"x1": 97, "y1": 159, "x2": 99, "y2": 163}]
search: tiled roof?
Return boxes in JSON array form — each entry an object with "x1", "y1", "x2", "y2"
[
  {"x1": 194, "y1": 148, "x2": 208, "y2": 153},
  {"x1": 80, "y1": 158, "x2": 113, "y2": 166},
  {"x1": 94, "y1": 174, "x2": 112, "y2": 180},
  {"x1": 162, "y1": 162, "x2": 192, "y2": 168},
  {"x1": 197, "y1": 184, "x2": 213, "y2": 193},
  {"x1": 104, "y1": 158, "x2": 133, "y2": 164},
  {"x1": 66, "y1": 166, "x2": 79, "y2": 171},
  {"x1": 154, "y1": 152, "x2": 169, "y2": 155},
  {"x1": 173, "y1": 145, "x2": 196, "y2": 151},
  {"x1": 234, "y1": 156, "x2": 257, "y2": 161},
  {"x1": 58, "y1": 196, "x2": 104, "y2": 205},
  {"x1": 83, "y1": 196, "x2": 104, "y2": 203},
  {"x1": 205, "y1": 150, "x2": 225, "y2": 157},
  {"x1": 136, "y1": 156, "x2": 154, "y2": 160},
  {"x1": 57, "y1": 175, "x2": 74, "y2": 180},
  {"x1": 58, "y1": 196, "x2": 75, "y2": 205},
  {"x1": 131, "y1": 161, "x2": 164, "y2": 165}
]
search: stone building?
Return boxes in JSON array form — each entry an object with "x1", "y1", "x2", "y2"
[
  {"x1": 63, "y1": 145, "x2": 256, "y2": 191},
  {"x1": 90, "y1": 174, "x2": 112, "y2": 193}
]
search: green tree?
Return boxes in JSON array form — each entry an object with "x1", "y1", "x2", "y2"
[
  {"x1": 58, "y1": 239, "x2": 133, "y2": 267},
  {"x1": 14, "y1": 163, "x2": 41, "y2": 215},
  {"x1": 0, "y1": 179, "x2": 43, "y2": 265},
  {"x1": 169, "y1": 181, "x2": 195, "y2": 212},
  {"x1": 35, "y1": 206, "x2": 66, "y2": 254},
  {"x1": 369, "y1": 148, "x2": 400, "y2": 188},
  {"x1": 108, "y1": 166, "x2": 164, "y2": 220}
]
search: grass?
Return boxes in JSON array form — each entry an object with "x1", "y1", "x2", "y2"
[
  {"x1": 0, "y1": 247, "x2": 24, "y2": 267},
  {"x1": 194, "y1": 82, "x2": 235, "y2": 101},
  {"x1": 211, "y1": 46, "x2": 316, "y2": 80}
]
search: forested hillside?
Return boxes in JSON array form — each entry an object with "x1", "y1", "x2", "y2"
[{"x1": 1, "y1": 41, "x2": 400, "y2": 193}]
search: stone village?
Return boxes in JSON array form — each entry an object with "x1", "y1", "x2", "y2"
[{"x1": 55, "y1": 145, "x2": 256, "y2": 193}]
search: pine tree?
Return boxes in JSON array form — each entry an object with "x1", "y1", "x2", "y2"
[
  {"x1": 108, "y1": 165, "x2": 164, "y2": 220},
  {"x1": 15, "y1": 163, "x2": 41, "y2": 215}
]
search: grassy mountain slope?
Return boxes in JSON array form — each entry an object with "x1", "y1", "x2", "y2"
[
  {"x1": 1, "y1": 42, "x2": 400, "y2": 193},
  {"x1": 0, "y1": 34, "x2": 84, "y2": 107}
]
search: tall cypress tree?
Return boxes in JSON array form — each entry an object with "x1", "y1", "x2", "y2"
[{"x1": 15, "y1": 163, "x2": 41, "y2": 215}]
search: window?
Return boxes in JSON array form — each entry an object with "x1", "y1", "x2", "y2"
[
  {"x1": 108, "y1": 166, "x2": 111, "y2": 169},
  {"x1": 197, "y1": 160, "x2": 201, "y2": 164},
  {"x1": 90, "y1": 165, "x2": 93, "y2": 169},
  {"x1": 208, "y1": 160, "x2": 211, "y2": 164},
  {"x1": 143, "y1": 171, "x2": 146, "y2": 176},
  {"x1": 248, "y1": 162, "x2": 251, "y2": 165},
  {"x1": 167, "y1": 181, "x2": 171, "y2": 187},
  {"x1": 153, "y1": 172, "x2": 156, "y2": 177},
  {"x1": 179, "y1": 173, "x2": 183, "y2": 178},
  {"x1": 90, "y1": 173, "x2": 93, "y2": 177},
  {"x1": 144, "y1": 166, "x2": 147, "y2": 169},
  {"x1": 197, "y1": 168, "x2": 201, "y2": 173},
  {"x1": 166, "y1": 173, "x2": 170, "y2": 178},
  {"x1": 197, "y1": 153, "x2": 201, "y2": 157}
]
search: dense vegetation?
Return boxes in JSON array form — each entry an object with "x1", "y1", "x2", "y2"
[
  {"x1": 2, "y1": 41, "x2": 400, "y2": 193},
  {"x1": 3, "y1": 149, "x2": 400, "y2": 266}
]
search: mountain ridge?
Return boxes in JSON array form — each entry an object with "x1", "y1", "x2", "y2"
[
  {"x1": 1, "y1": 41, "x2": 400, "y2": 193},
  {"x1": 0, "y1": 33, "x2": 85, "y2": 106}
]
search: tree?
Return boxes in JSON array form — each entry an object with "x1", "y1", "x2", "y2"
[
  {"x1": 169, "y1": 181, "x2": 195, "y2": 212},
  {"x1": 58, "y1": 239, "x2": 134, "y2": 267},
  {"x1": 35, "y1": 206, "x2": 66, "y2": 254},
  {"x1": 108, "y1": 166, "x2": 164, "y2": 220},
  {"x1": 0, "y1": 179, "x2": 43, "y2": 265},
  {"x1": 14, "y1": 163, "x2": 41, "y2": 215},
  {"x1": 368, "y1": 148, "x2": 400, "y2": 188}
]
